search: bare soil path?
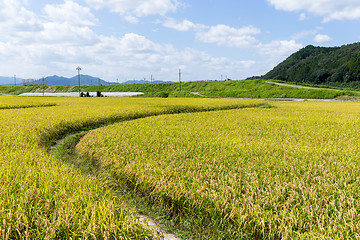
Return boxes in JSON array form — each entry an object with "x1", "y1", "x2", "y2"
[
  {"x1": 49, "y1": 134, "x2": 182, "y2": 240},
  {"x1": 265, "y1": 81, "x2": 346, "y2": 91},
  {"x1": 138, "y1": 215, "x2": 181, "y2": 240},
  {"x1": 191, "y1": 91, "x2": 207, "y2": 97}
]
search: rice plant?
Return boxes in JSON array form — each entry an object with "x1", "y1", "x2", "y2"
[
  {"x1": 77, "y1": 101, "x2": 360, "y2": 239},
  {"x1": 0, "y1": 96, "x2": 262, "y2": 239}
]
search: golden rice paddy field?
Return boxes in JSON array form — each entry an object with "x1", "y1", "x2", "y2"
[
  {"x1": 0, "y1": 96, "x2": 265, "y2": 239},
  {"x1": 76, "y1": 101, "x2": 360, "y2": 239}
]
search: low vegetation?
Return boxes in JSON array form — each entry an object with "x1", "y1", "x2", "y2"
[{"x1": 2, "y1": 79, "x2": 359, "y2": 99}]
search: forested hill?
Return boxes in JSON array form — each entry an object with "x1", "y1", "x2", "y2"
[{"x1": 263, "y1": 43, "x2": 360, "y2": 88}]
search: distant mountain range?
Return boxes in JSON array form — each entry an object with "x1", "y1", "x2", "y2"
[
  {"x1": 0, "y1": 75, "x2": 172, "y2": 86},
  {"x1": 0, "y1": 76, "x2": 21, "y2": 86},
  {"x1": 45, "y1": 75, "x2": 116, "y2": 86}
]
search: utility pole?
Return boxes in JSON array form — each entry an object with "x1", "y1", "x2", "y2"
[
  {"x1": 179, "y1": 68, "x2": 181, "y2": 92},
  {"x1": 76, "y1": 66, "x2": 81, "y2": 96},
  {"x1": 14, "y1": 75, "x2": 16, "y2": 86},
  {"x1": 42, "y1": 77, "x2": 45, "y2": 96},
  {"x1": 151, "y1": 74, "x2": 153, "y2": 97}
]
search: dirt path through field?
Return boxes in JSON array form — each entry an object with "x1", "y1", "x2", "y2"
[
  {"x1": 266, "y1": 81, "x2": 339, "y2": 90},
  {"x1": 138, "y1": 215, "x2": 181, "y2": 240},
  {"x1": 49, "y1": 132, "x2": 183, "y2": 239},
  {"x1": 191, "y1": 91, "x2": 207, "y2": 97}
]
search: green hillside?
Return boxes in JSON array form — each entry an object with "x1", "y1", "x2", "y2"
[{"x1": 263, "y1": 43, "x2": 360, "y2": 89}]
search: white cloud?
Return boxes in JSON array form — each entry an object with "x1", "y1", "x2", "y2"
[
  {"x1": 253, "y1": 40, "x2": 303, "y2": 73},
  {"x1": 162, "y1": 19, "x2": 302, "y2": 65},
  {"x1": 292, "y1": 30, "x2": 318, "y2": 40},
  {"x1": 0, "y1": 0, "x2": 303, "y2": 82},
  {"x1": 0, "y1": 1, "x2": 254, "y2": 81},
  {"x1": 84, "y1": 34, "x2": 255, "y2": 80},
  {"x1": 267, "y1": 0, "x2": 360, "y2": 22},
  {"x1": 40, "y1": 22, "x2": 99, "y2": 45},
  {"x1": 123, "y1": 15, "x2": 139, "y2": 24},
  {"x1": 325, "y1": 7, "x2": 360, "y2": 22},
  {"x1": 314, "y1": 34, "x2": 333, "y2": 43},
  {"x1": 259, "y1": 40, "x2": 302, "y2": 56},
  {"x1": 163, "y1": 18, "x2": 206, "y2": 31},
  {"x1": 299, "y1": 13, "x2": 307, "y2": 21},
  {"x1": 258, "y1": 40, "x2": 303, "y2": 64},
  {"x1": 85, "y1": 0, "x2": 178, "y2": 22},
  {"x1": 44, "y1": 1, "x2": 98, "y2": 27},
  {"x1": 162, "y1": 19, "x2": 261, "y2": 48},
  {"x1": 0, "y1": 0, "x2": 42, "y2": 38},
  {"x1": 196, "y1": 25, "x2": 261, "y2": 48},
  {"x1": 162, "y1": 18, "x2": 302, "y2": 76}
]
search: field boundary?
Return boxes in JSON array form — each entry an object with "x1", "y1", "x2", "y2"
[
  {"x1": 0, "y1": 103, "x2": 57, "y2": 110},
  {"x1": 40, "y1": 102, "x2": 271, "y2": 148}
]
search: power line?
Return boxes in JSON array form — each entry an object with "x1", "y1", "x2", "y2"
[{"x1": 42, "y1": 77, "x2": 45, "y2": 96}]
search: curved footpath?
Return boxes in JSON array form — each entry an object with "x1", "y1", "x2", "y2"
[
  {"x1": 265, "y1": 81, "x2": 326, "y2": 90},
  {"x1": 49, "y1": 125, "x2": 181, "y2": 240},
  {"x1": 48, "y1": 102, "x2": 269, "y2": 239}
]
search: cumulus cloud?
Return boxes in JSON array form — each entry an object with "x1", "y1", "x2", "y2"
[
  {"x1": 0, "y1": 1, "x2": 254, "y2": 81},
  {"x1": 83, "y1": 33, "x2": 255, "y2": 80},
  {"x1": 163, "y1": 18, "x2": 206, "y2": 31},
  {"x1": 292, "y1": 30, "x2": 317, "y2": 40},
  {"x1": 161, "y1": 18, "x2": 302, "y2": 75},
  {"x1": 85, "y1": 0, "x2": 179, "y2": 22},
  {"x1": 267, "y1": 0, "x2": 360, "y2": 22},
  {"x1": 258, "y1": 40, "x2": 303, "y2": 67},
  {"x1": 196, "y1": 25, "x2": 261, "y2": 48},
  {"x1": 252, "y1": 40, "x2": 303, "y2": 71},
  {"x1": 35, "y1": 1, "x2": 100, "y2": 45},
  {"x1": 0, "y1": 0, "x2": 42, "y2": 38},
  {"x1": 313, "y1": 34, "x2": 333, "y2": 43},
  {"x1": 259, "y1": 40, "x2": 302, "y2": 56},
  {"x1": 39, "y1": 22, "x2": 99, "y2": 45},
  {"x1": 299, "y1": 13, "x2": 307, "y2": 21},
  {"x1": 0, "y1": 0, "x2": 303, "y2": 81},
  {"x1": 44, "y1": 1, "x2": 98, "y2": 26}
]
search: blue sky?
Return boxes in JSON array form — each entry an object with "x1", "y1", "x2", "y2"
[{"x1": 1, "y1": 0, "x2": 360, "y2": 82}]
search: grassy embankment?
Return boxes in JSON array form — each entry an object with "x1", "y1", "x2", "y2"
[{"x1": 1, "y1": 79, "x2": 359, "y2": 99}]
